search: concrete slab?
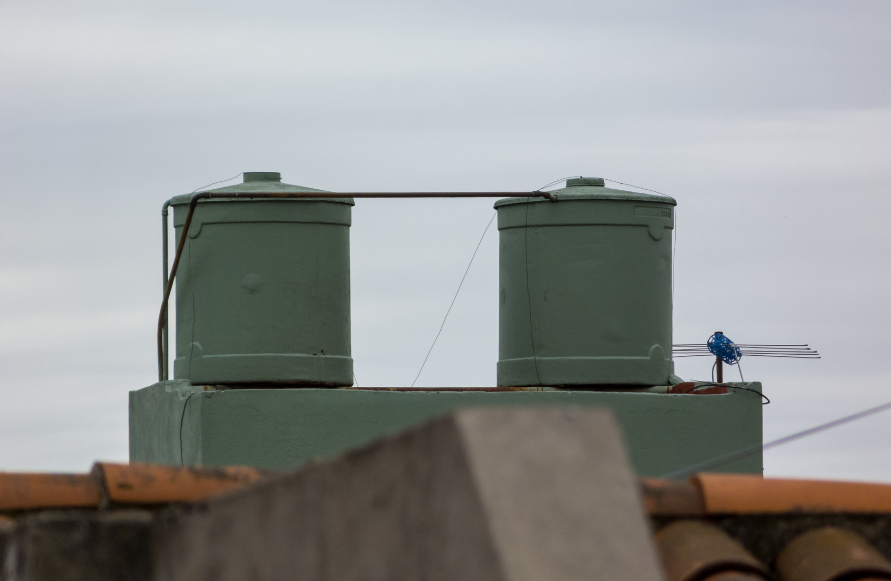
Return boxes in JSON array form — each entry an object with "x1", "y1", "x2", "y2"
[
  {"x1": 152, "y1": 407, "x2": 666, "y2": 581},
  {"x1": 130, "y1": 383, "x2": 763, "y2": 477},
  {"x1": 4, "y1": 511, "x2": 153, "y2": 581}
]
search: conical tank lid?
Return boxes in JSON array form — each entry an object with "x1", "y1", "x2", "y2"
[
  {"x1": 494, "y1": 176, "x2": 675, "y2": 208},
  {"x1": 168, "y1": 172, "x2": 354, "y2": 205}
]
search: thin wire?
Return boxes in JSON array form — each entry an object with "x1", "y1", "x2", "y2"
[
  {"x1": 353, "y1": 373, "x2": 358, "y2": 388},
  {"x1": 671, "y1": 208, "x2": 677, "y2": 342},
  {"x1": 602, "y1": 178, "x2": 672, "y2": 198},
  {"x1": 191, "y1": 172, "x2": 243, "y2": 193},
  {"x1": 661, "y1": 398, "x2": 891, "y2": 479},
  {"x1": 410, "y1": 213, "x2": 497, "y2": 387},
  {"x1": 684, "y1": 382, "x2": 768, "y2": 404},
  {"x1": 537, "y1": 175, "x2": 581, "y2": 191},
  {"x1": 711, "y1": 360, "x2": 716, "y2": 382},
  {"x1": 178, "y1": 392, "x2": 197, "y2": 466},
  {"x1": 732, "y1": 385, "x2": 764, "y2": 403},
  {"x1": 737, "y1": 360, "x2": 744, "y2": 382}
]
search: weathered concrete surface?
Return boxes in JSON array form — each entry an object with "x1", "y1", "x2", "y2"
[
  {"x1": 130, "y1": 383, "x2": 763, "y2": 476},
  {"x1": 0, "y1": 517, "x2": 15, "y2": 580},
  {"x1": 3, "y1": 510, "x2": 153, "y2": 581},
  {"x1": 152, "y1": 407, "x2": 665, "y2": 581}
]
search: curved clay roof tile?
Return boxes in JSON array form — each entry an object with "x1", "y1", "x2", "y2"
[
  {"x1": 655, "y1": 520, "x2": 769, "y2": 581},
  {"x1": 776, "y1": 527, "x2": 891, "y2": 581}
]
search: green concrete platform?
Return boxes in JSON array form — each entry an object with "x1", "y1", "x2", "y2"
[{"x1": 129, "y1": 381, "x2": 763, "y2": 477}]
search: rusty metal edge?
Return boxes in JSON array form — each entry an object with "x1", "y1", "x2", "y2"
[{"x1": 341, "y1": 386, "x2": 532, "y2": 392}]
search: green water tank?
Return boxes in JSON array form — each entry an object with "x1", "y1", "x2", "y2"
[
  {"x1": 169, "y1": 172, "x2": 354, "y2": 386},
  {"x1": 495, "y1": 177, "x2": 676, "y2": 387}
]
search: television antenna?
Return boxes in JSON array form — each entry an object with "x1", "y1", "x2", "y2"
[{"x1": 673, "y1": 331, "x2": 820, "y2": 383}]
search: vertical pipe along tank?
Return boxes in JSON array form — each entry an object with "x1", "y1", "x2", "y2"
[
  {"x1": 169, "y1": 172, "x2": 354, "y2": 386},
  {"x1": 495, "y1": 177, "x2": 676, "y2": 387}
]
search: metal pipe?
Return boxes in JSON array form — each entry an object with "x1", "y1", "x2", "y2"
[
  {"x1": 183, "y1": 191, "x2": 552, "y2": 200},
  {"x1": 157, "y1": 190, "x2": 550, "y2": 381},
  {"x1": 160, "y1": 200, "x2": 171, "y2": 382}
]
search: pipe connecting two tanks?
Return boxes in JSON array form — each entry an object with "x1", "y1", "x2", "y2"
[{"x1": 165, "y1": 174, "x2": 675, "y2": 387}]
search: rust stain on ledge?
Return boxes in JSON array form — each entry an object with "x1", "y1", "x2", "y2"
[{"x1": 342, "y1": 386, "x2": 532, "y2": 392}]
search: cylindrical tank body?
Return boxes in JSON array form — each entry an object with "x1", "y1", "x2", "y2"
[
  {"x1": 170, "y1": 172, "x2": 353, "y2": 386},
  {"x1": 495, "y1": 177, "x2": 676, "y2": 387}
]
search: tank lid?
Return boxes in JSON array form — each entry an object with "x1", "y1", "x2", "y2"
[
  {"x1": 566, "y1": 177, "x2": 605, "y2": 187},
  {"x1": 243, "y1": 172, "x2": 281, "y2": 182},
  {"x1": 168, "y1": 172, "x2": 354, "y2": 206},
  {"x1": 494, "y1": 176, "x2": 676, "y2": 208}
]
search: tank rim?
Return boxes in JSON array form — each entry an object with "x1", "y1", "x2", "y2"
[{"x1": 494, "y1": 186, "x2": 676, "y2": 208}]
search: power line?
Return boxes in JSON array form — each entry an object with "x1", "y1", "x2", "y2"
[
  {"x1": 602, "y1": 178, "x2": 671, "y2": 198},
  {"x1": 410, "y1": 213, "x2": 497, "y2": 387},
  {"x1": 537, "y1": 175, "x2": 581, "y2": 191},
  {"x1": 661, "y1": 398, "x2": 891, "y2": 480},
  {"x1": 191, "y1": 172, "x2": 243, "y2": 193}
]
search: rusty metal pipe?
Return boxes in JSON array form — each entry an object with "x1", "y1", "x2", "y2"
[
  {"x1": 160, "y1": 200, "x2": 171, "y2": 381},
  {"x1": 156, "y1": 190, "x2": 550, "y2": 382}
]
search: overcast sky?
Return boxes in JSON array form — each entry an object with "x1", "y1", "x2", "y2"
[{"x1": 1, "y1": 0, "x2": 890, "y2": 479}]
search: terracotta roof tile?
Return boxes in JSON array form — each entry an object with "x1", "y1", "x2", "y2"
[
  {"x1": 94, "y1": 462, "x2": 264, "y2": 504},
  {"x1": 641, "y1": 478, "x2": 705, "y2": 516},
  {"x1": 655, "y1": 520, "x2": 769, "y2": 581},
  {"x1": 776, "y1": 527, "x2": 891, "y2": 581},
  {"x1": 693, "y1": 473, "x2": 891, "y2": 514},
  {"x1": 0, "y1": 463, "x2": 267, "y2": 512},
  {"x1": 703, "y1": 573, "x2": 767, "y2": 581},
  {"x1": 0, "y1": 473, "x2": 101, "y2": 511}
]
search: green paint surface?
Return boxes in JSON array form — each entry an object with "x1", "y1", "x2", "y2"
[
  {"x1": 170, "y1": 174, "x2": 354, "y2": 386},
  {"x1": 130, "y1": 383, "x2": 763, "y2": 477},
  {"x1": 495, "y1": 182, "x2": 677, "y2": 387}
]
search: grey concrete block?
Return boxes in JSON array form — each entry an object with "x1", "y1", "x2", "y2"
[
  {"x1": 9, "y1": 510, "x2": 153, "y2": 581},
  {"x1": 153, "y1": 406, "x2": 664, "y2": 581},
  {"x1": 1, "y1": 518, "x2": 17, "y2": 581},
  {"x1": 457, "y1": 408, "x2": 664, "y2": 581}
]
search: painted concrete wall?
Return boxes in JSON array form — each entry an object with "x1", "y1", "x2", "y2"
[{"x1": 129, "y1": 382, "x2": 763, "y2": 477}]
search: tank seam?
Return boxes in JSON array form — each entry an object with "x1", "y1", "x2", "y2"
[{"x1": 524, "y1": 199, "x2": 543, "y2": 388}]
